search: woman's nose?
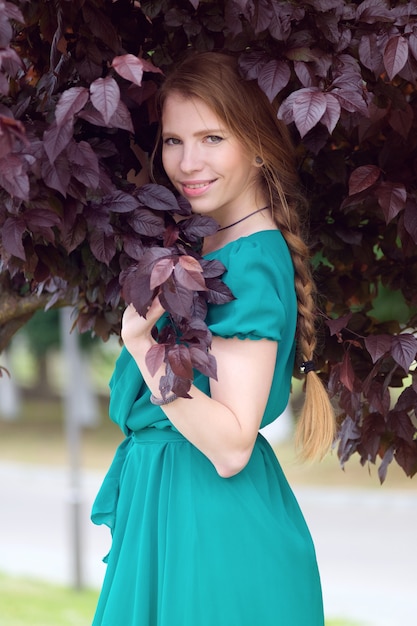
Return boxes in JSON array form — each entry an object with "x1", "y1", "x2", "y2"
[{"x1": 179, "y1": 143, "x2": 203, "y2": 173}]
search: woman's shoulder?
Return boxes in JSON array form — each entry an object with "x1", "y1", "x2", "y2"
[{"x1": 204, "y1": 230, "x2": 293, "y2": 280}]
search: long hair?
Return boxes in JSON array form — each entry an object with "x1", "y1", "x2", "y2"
[{"x1": 153, "y1": 52, "x2": 335, "y2": 460}]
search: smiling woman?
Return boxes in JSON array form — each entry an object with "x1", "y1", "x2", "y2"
[{"x1": 91, "y1": 51, "x2": 335, "y2": 626}]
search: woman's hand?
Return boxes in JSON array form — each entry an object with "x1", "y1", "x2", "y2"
[{"x1": 121, "y1": 298, "x2": 165, "y2": 356}]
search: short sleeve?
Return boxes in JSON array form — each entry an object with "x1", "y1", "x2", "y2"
[{"x1": 205, "y1": 233, "x2": 295, "y2": 342}]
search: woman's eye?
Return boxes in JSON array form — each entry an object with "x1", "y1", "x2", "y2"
[
  {"x1": 164, "y1": 137, "x2": 181, "y2": 145},
  {"x1": 205, "y1": 135, "x2": 223, "y2": 144}
]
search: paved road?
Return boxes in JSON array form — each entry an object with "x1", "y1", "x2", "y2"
[{"x1": 0, "y1": 461, "x2": 416, "y2": 626}]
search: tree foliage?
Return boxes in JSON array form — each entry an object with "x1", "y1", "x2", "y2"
[{"x1": 1, "y1": 0, "x2": 417, "y2": 479}]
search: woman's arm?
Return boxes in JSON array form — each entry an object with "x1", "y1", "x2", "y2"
[{"x1": 122, "y1": 301, "x2": 278, "y2": 478}]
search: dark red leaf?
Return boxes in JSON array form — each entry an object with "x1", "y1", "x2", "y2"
[
  {"x1": 348, "y1": 165, "x2": 381, "y2": 195},
  {"x1": 159, "y1": 277, "x2": 194, "y2": 319},
  {"x1": 387, "y1": 410, "x2": 415, "y2": 442},
  {"x1": 394, "y1": 440, "x2": 417, "y2": 477},
  {"x1": 145, "y1": 343, "x2": 166, "y2": 377},
  {"x1": 167, "y1": 344, "x2": 193, "y2": 379},
  {"x1": 150, "y1": 257, "x2": 174, "y2": 289},
  {"x1": 340, "y1": 351, "x2": 355, "y2": 392}
]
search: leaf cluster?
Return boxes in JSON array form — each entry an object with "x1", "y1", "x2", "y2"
[{"x1": 1, "y1": 0, "x2": 417, "y2": 478}]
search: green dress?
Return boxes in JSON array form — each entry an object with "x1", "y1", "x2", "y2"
[{"x1": 91, "y1": 230, "x2": 324, "y2": 626}]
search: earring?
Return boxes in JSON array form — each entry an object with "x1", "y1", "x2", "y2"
[{"x1": 255, "y1": 156, "x2": 264, "y2": 166}]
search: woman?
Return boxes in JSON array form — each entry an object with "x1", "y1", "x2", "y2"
[{"x1": 91, "y1": 52, "x2": 335, "y2": 626}]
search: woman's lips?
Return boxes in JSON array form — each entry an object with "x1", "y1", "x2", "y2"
[{"x1": 180, "y1": 180, "x2": 215, "y2": 197}]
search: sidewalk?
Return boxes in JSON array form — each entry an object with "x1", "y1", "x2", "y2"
[{"x1": 0, "y1": 461, "x2": 416, "y2": 626}]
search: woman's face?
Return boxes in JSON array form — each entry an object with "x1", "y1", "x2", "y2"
[{"x1": 161, "y1": 93, "x2": 262, "y2": 225}]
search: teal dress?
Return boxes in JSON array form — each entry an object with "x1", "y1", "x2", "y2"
[{"x1": 91, "y1": 231, "x2": 324, "y2": 626}]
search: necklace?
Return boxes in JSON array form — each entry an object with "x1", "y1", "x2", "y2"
[{"x1": 217, "y1": 206, "x2": 270, "y2": 232}]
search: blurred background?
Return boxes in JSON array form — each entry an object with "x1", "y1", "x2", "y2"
[{"x1": 0, "y1": 310, "x2": 416, "y2": 626}]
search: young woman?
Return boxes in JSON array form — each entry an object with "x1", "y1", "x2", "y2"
[{"x1": 91, "y1": 52, "x2": 335, "y2": 626}]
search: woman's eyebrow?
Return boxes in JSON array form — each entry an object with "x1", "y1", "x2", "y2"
[{"x1": 162, "y1": 128, "x2": 225, "y2": 138}]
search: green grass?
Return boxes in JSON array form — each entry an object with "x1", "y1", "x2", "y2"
[
  {"x1": 0, "y1": 572, "x2": 362, "y2": 626},
  {"x1": 0, "y1": 573, "x2": 98, "y2": 626}
]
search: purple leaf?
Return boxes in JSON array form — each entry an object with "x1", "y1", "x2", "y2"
[
  {"x1": 107, "y1": 100, "x2": 134, "y2": 133},
  {"x1": 293, "y1": 88, "x2": 327, "y2": 138},
  {"x1": 101, "y1": 191, "x2": 139, "y2": 214},
  {"x1": 257, "y1": 59, "x2": 291, "y2": 102},
  {"x1": 364, "y1": 334, "x2": 393, "y2": 363},
  {"x1": 120, "y1": 265, "x2": 153, "y2": 316},
  {"x1": 0, "y1": 155, "x2": 29, "y2": 200},
  {"x1": 4, "y1": 2, "x2": 24, "y2": 23},
  {"x1": 404, "y1": 200, "x2": 417, "y2": 244},
  {"x1": 159, "y1": 277, "x2": 194, "y2": 319},
  {"x1": 375, "y1": 181, "x2": 407, "y2": 223},
  {"x1": 388, "y1": 103, "x2": 413, "y2": 139},
  {"x1": 41, "y1": 154, "x2": 71, "y2": 197},
  {"x1": 90, "y1": 76, "x2": 120, "y2": 125},
  {"x1": 55, "y1": 87, "x2": 89, "y2": 126},
  {"x1": 378, "y1": 445, "x2": 394, "y2": 484},
  {"x1": 24, "y1": 208, "x2": 61, "y2": 231},
  {"x1": 238, "y1": 51, "x2": 268, "y2": 80},
  {"x1": 383, "y1": 35, "x2": 408, "y2": 80},
  {"x1": 111, "y1": 54, "x2": 163, "y2": 87},
  {"x1": 89, "y1": 230, "x2": 116, "y2": 266},
  {"x1": 179, "y1": 214, "x2": 218, "y2": 241},
  {"x1": 67, "y1": 140, "x2": 100, "y2": 189},
  {"x1": 127, "y1": 208, "x2": 165, "y2": 237},
  {"x1": 1, "y1": 216, "x2": 26, "y2": 260},
  {"x1": 348, "y1": 165, "x2": 381, "y2": 195},
  {"x1": 356, "y1": 0, "x2": 392, "y2": 24},
  {"x1": 43, "y1": 119, "x2": 73, "y2": 163},
  {"x1": 204, "y1": 277, "x2": 235, "y2": 305},
  {"x1": 136, "y1": 184, "x2": 181, "y2": 212},
  {"x1": 358, "y1": 33, "x2": 384, "y2": 74},
  {"x1": 391, "y1": 334, "x2": 417, "y2": 372},
  {"x1": 189, "y1": 345, "x2": 217, "y2": 379},
  {"x1": 326, "y1": 312, "x2": 352, "y2": 336},
  {"x1": 293, "y1": 61, "x2": 316, "y2": 87},
  {"x1": 320, "y1": 93, "x2": 341, "y2": 134}
]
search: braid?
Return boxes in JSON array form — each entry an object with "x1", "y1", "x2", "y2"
[{"x1": 267, "y1": 169, "x2": 336, "y2": 460}]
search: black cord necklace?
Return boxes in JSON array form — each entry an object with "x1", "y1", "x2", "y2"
[{"x1": 217, "y1": 206, "x2": 269, "y2": 232}]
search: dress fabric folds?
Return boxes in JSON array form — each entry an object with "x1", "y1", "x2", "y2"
[{"x1": 91, "y1": 231, "x2": 324, "y2": 626}]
